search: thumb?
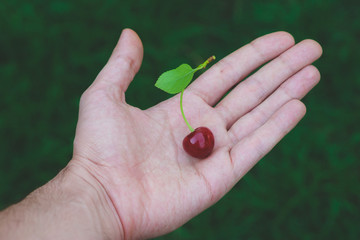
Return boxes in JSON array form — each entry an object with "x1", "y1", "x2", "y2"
[{"x1": 93, "y1": 28, "x2": 144, "y2": 93}]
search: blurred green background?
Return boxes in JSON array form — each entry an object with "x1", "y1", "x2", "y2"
[{"x1": 0, "y1": 0, "x2": 359, "y2": 239}]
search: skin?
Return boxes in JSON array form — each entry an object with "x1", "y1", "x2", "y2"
[{"x1": 0, "y1": 29, "x2": 322, "y2": 240}]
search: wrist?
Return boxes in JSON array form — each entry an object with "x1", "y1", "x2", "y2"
[
  {"x1": 0, "y1": 161, "x2": 123, "y2": 240},
  {"x1": 61, "y1": 161, "x2": 124, "y2": 240}
]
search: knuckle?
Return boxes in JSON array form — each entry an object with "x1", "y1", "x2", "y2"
[
  {"x1": 251, "y1": 108, "x2": 268, "y2": 126},
  {"x1": 106, "y1": 84, "x2": 125, "y2": 103},
  {"x1": 248, "y1": 76, "x2": 267, "y2": 101},
  {"x1": 278, "y1": 53, "x2": 295, "y2": 73},
  {"x1": 117, "y1": 55, "x2": 137, "y2": 75},
  {"x1": 249, "y1": 38, "x2": 267, "y2": 60},
  {"x1": 253, "y1": 135, "x2": 267, "y2": 159}
]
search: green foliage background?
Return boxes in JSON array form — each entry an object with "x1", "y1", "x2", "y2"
[{"x1": 0, "y1": 0, "x2": 359, "y2": 239}]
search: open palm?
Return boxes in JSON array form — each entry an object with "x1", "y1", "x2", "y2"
[{"x1": 69, "y1": 29, "x2": 322, "y2": 239}]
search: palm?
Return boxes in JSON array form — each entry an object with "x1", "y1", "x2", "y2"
[{"x1": 71, "y1": 29, "x2": 322, "y2": 239}]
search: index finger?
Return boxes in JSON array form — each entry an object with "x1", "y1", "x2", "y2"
[{"x1": 187, "y1": 31, "x2": 295, "y2": 106}]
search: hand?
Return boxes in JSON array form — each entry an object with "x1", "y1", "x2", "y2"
[{"x1": 69, "y1": 29, "x2": 322, "y2": 239}]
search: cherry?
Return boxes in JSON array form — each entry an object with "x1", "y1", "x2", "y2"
[
  {"x1": 155, "y1": 56, "x2": 217, "y2": 158},
  {"x1": 183, "y1": 127, "x2": 215, "y2": 159}
]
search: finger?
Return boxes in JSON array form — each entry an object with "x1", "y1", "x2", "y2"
[
  {"x1": 228, "y1": 65, "x2": 320, "y2": 143},
  {"x1": 92, "y1": 28, "x2": 144, "y2": 92},
  {"x1": 216, "y1": 39, "x2": 322, "y2": 129},
  {"x1": 187, "y1": 31, "x2": 295, "y2": 105},
  {"x1": 230, "y1": 99, "x2": 306, "y2": 179}
]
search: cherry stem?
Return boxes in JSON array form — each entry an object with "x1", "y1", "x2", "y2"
[
  {"x1": 180, "y1": 89, "x2": 194, "y2": 132},
  {"x1": 194, "y1": 55, "x2": 216, "y2": 71},
  {"x1": 180, "y1": 56, "x2": 216, "y2": 133}
]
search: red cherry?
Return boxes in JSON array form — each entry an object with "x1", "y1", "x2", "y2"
[{"x1": 183, "y1": 127, "x2": 215, "y2": 159}]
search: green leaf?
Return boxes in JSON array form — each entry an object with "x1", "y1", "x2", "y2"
[{"x1": 155, "y1": 64, "x2": 195, "y2": 94}]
